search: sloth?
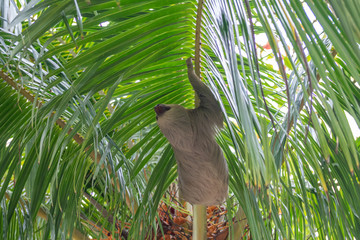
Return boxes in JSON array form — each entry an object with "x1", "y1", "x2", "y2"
[{"x1": 154, "y1": 58, "x2": 228, "y2": 205}]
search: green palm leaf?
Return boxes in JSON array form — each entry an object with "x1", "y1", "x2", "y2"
[{"x1": 1, "y1": 0, "x2": 360, "y2": 239}]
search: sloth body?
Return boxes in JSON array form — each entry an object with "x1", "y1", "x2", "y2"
[{"x1": 154, "y1": 58, "x2": 228, "y2": 205}]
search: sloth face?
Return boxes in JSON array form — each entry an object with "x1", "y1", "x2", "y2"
[{"x1": 154, "y1": 104, "x2": 171, "y2": 119}]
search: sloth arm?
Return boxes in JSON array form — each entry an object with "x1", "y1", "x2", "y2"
[{"x1": 186, "y1": 58, "x2": 223, "y2": 127}]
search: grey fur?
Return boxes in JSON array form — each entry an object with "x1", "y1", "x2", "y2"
[{"x1": 154, "y1": 58, "x2": 228, "y2": 205}]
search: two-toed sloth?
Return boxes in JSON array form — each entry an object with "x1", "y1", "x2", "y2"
[{"x1": 154, "y1": 58, "x2": 228, "y2": 205}]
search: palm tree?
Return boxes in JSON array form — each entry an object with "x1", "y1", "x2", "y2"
[{"x1": 1, "y1": 0, "x2": 360, "y2": 239}]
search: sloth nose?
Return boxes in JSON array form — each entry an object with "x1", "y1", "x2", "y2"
[
  {"x1": 154, "y1": 104, "x2": 161, "y2": 113},
  {"x1": 154, "y1": 104, "x2": 162, "y2": 115}
]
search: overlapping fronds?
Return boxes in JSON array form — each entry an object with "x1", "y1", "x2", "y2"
[{"x1": 1, "y1": 0, "x2": 360, "y2": 239}]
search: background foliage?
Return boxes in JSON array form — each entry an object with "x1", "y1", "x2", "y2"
[{"x1": 1, "y1": 0, "x2": 360, "y2": 239}]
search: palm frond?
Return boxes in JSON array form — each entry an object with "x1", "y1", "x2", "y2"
[{"x1": 1, "y1": 0, "x2": 360, "y2": 239}]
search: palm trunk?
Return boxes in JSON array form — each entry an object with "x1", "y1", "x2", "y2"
[{"x1": 193, "y1": 204, "x2": 207, "y2": 240}]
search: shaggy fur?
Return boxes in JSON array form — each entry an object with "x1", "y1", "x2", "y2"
[{"x1": 154, "y1": 58, "x2": 228, "y2": 205}]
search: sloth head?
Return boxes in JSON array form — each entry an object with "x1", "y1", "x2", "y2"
[
  {"x1": 154, "y1": 104, "x2": 171, "y2": 119},
  {"x1": 154, "y1": 104, "x2": 192, "y2": 143},
  {"x1": 154, "y1": 104, "x2": 188, "y2": 124}
]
